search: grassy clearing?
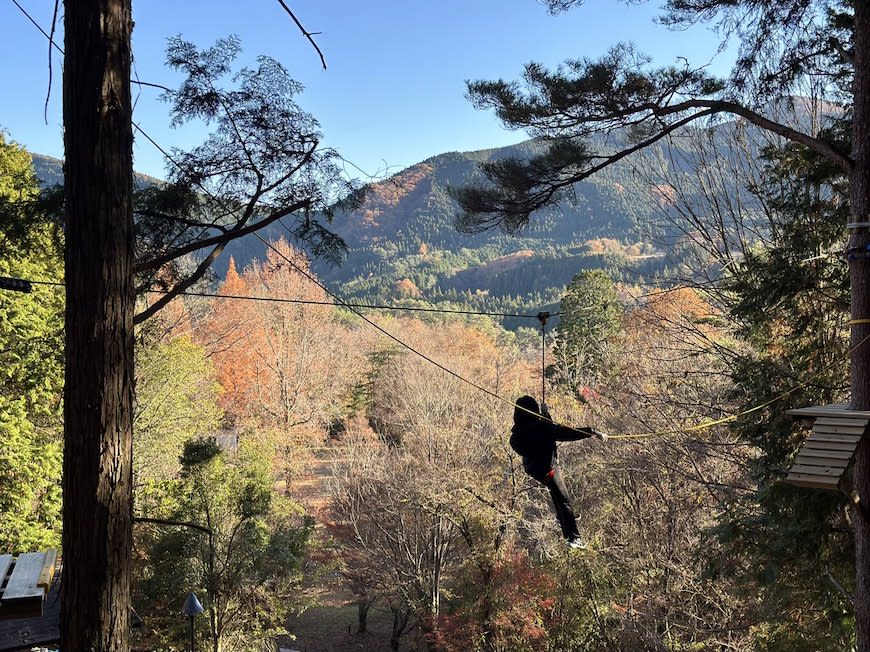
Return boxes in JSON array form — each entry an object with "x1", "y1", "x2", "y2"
[{"x1": 283, "y1": 601, "x2": 411, "y2": 652}]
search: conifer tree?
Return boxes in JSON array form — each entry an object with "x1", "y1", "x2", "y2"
[
  {"x1": 553, "y1": 269, "x2": 621, "y2": 395},
  {"x1": 61, "y1": 6, "x2": 348, "y2": 648},
  {"x1": 0, "y1": 133, "x2": 64, "y2": 551}
]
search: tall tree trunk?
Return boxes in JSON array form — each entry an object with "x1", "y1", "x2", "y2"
[
  {"x1": 389, "y1": 605, "x2": 408, "y2": 652},
  {"x1": 853, "y1": 3, "x2": 870, "y2": 650},
  {"x1": 357, "y1": 596, "x2": 373, "y2": 634},
  {"x1": 61, "y1": 1, "x2": 135, "y2": 650}
]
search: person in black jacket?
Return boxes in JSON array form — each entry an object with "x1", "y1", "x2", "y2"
[{"x1": 509, "y1": 395, "x2": 607, "y2": 549}]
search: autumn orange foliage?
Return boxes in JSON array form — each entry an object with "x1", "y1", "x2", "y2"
[{"x1": 194, "y1": 239, "x2": 360, "y2": 434}]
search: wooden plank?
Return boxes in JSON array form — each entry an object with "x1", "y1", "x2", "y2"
[
  {"x1": 795, "y1": 449, "x2": 854, "y2": 461},
  {"x1": 787, "y1": 469, "x2": 842, "y2": 483},
  {"x1": 786, "y1": 472, "x2": 841, "y2": 490},
  {"x1": 3, "y1": 553, "x2": 47, "y2": 600},
  {"x1": 787, "y1": 478, "x2": 839, "y2": 490},
  {"x1": 813, "y1": 424, "x2": 868, "y2": 436},
  {"x1": 804, "y1": 440, "x2": 861, "y2": 450},
  {"x1": 795, "y1": 451, "x2": 853, "y2": 464},
  {"x1": 788, "y1": 464, "x2": 845, "y2": 477},
  {"x1": 794, "y1": 455, "x2": 851, "y2": 470},
  {"x1": 0, "y1": 579, "x2": 59, "y2": 645},
  {"x1": 806, "y1": 433, "x2": 862, "y2": 444},
  {"x1": 811, "y1": 416, "x2": 870, "y2": 427},
  {"x1": 811, "y1": 421, "x2": 866, "y2": 430},
  {"x1": 0, "y1": 555, "x2": 12, "y2": 589},
  {"x1": 37, "y1": 550, "x2": 56, "y2": 593},
  {"x1": 0, "y1": 597, "x2": 42, "y2": 620},
  {"x1": 786, "y1": 470, "x2": 841, "y2": 484},
  {"x1": 803, "y1": 440, "x2": 863, "y2": 453},
  {"x1": 788, "y1": 405, "x2": 849, "y2": 415},
  {"x1": 788, "y1": 405, "x2": 870, "y2": 419}
]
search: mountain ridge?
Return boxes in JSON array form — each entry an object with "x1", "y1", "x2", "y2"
[{"x1": 27, "y1": 131, "x2": 730, "y2": 328}]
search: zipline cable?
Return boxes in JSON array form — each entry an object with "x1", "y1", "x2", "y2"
[
  {"x1": 605, "y1": 330, "x2": 870, "y2": 441},
  {"x1": 9, "y1": 275, "x2": 581, "y2": 425},
  {"x1": 9, "y1": 277, "x2": 551, "y2": 320},
  {"x1": 152, "y1": 288, "x2": 544, "y2": 320},
  {"x1": 7, "y1": 0, "x2": 571, "y2": 428},
  {"x1": 7, "y1": 273, "x2": 862, "y2": 443},
  {"x1": 114, "y1": 90, "x2": 535, "y2": 413},
  {"x1": 250, "y1": 231, "x2": 527, "y2": 407}
]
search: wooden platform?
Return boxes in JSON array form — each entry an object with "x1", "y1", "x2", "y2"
[
  {"x1": 786, "y1": 406, "x2": 870, "y2": 491},
  {"x1": 0, "y1": 579, "x2": 59, "y2": 652},
  {"x1": 0, "y1": 550, "x2": 57, "y2": 620}
]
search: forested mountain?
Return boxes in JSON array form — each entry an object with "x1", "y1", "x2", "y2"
[
  {"x1": 244, "y1": 124, "x2": 765, "y2": 326},
  {"x1": 31, "y1": 153, "x2": 162, "y2": 189},
  {"x1": 214, "y1": 136, "x2": 697, "y2": 327},
  {"x1": 29, "y1": 119, "x2": 759, "y2": 329},
  {"x1": 319, "y1": 142, "x2": 662, "y2": 310},
  {"x1": 30, "y1": 154, "x2": 64, "y2": 188}
]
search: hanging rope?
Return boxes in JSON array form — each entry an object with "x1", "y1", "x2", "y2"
[{"x1": 537, "y1": 311, "x2": 550, "y2": 408}]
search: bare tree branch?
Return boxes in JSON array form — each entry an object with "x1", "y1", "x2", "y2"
[
  {"x1": 134, "y1": 516, "x2": 213, "y2": 536},
  {"x1": 275, "y1": 0, "x2": 327, "y2": 70}
]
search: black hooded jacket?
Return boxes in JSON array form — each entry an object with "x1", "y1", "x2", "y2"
[{"x1": 509, "y1": 395, "x2": 595, "y2": 482}]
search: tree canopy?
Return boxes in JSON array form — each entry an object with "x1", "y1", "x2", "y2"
[
  {"x1": 133, "y1": 36, "x2": 358, "y2": 323},
  {"x1": 452, "y1": 1, "x2": 870, "y2": 648},
  {"x1": 452, "y1": 2, "x2": 852, "y2": 233}
]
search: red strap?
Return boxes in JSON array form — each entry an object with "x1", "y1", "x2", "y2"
[{"x1": 545, "y1": 469, "x2": 555, "y2": 481}]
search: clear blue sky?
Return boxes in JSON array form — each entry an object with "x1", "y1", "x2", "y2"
[{"x1": 1, "y1": 0, "x2": 732, "y2": 181}]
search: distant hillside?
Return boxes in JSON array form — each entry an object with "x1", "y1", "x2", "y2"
[
  {"x1": 28, "y1": 121, "x2": 770, "y2": 330},
  {"x1": 31, "y1": 154, "x2": 64, "y2": 188},
  {"x1": 212, "y1": 135, "x2": 688, "y2": 328},
  {"x1": 31, "y1": 153, "x2": 162, "y2": 190}
]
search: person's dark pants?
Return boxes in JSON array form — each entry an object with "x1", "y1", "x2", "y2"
[{"x1": 543, "y1": 466, "x2": 580, "y2": 541}]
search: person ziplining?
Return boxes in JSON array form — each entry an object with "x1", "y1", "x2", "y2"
[{"x1": 509, "y1": 395, "x2": 608, "y2": 549}]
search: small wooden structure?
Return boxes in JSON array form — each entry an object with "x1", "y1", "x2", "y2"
[
  {"x1": 0, "y1": 550, "x2": 57, "y2": 620},
  {"x1": 786, "y1": 405, "x2": 870, "y2": 491}
]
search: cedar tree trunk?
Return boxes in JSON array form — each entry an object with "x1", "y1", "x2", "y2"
[
  {"x1": 61, "y1": 1, "x2": 135, "y2": 650},
  {"x1": 854, "y1": 3, "x2": 870, "y2": 650}
]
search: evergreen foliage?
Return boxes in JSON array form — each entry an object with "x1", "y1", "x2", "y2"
[
  {"x1": 0, "y1": 133, "x2": 64, "y2": 551},
  {"x1": 712, "y1": 130, "x2": 854, "y2": 648},
  {"x1": 552, "y1": 270, "x2": 622, "y2": 395},
  {"x1": 131, "y1": 35, "x2": 358, "y2": 323},
  {"x1": 448, "y1": 0, "x2": 864, "y2": 646},
  {"x1": 137, "y1": 437, "x2": 312, "y2": 651}
]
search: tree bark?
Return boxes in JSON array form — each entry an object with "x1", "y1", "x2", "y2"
[
  {"x1": 853, "y1": 3, "x2": 870, "y2": 650},
  {"x1": 389, "y1": 606, "x2": 408, "y2": 652},
  {"x1": 61, "y1": 1, "x2": 135, "y2": 650},
  {"x1": 357, "y1": 597, "x2": 371, "y2": 634}
]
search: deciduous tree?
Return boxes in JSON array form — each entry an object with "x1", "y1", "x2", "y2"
[
  {"x1": 134, "y1": 329, "x2": 223, "y2": 489},
  {"x1": 236, "y1": 239, "x2": 354, "y2": 431},
  {"x1": 134, "y1": 36, "x2": 355, "y2": 323},
  {"x1": 331, "y1": 318, "x2": 537, "y2": 649}
]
